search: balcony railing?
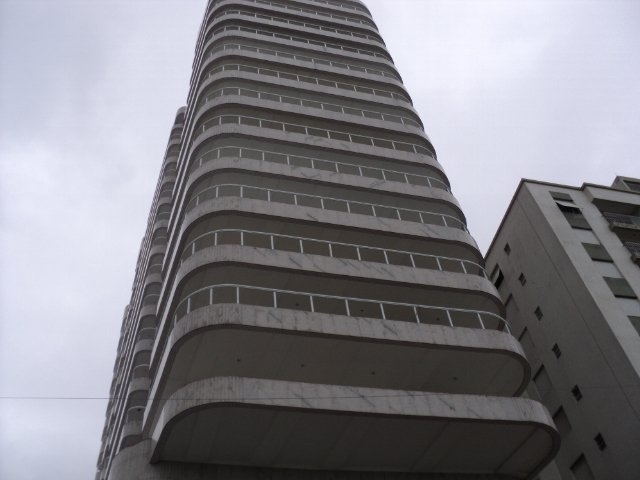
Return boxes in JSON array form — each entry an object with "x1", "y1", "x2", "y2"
[
  {"x1": 204, "y1": 43, "x2": 398, "y2": 80},
  {"x1": 190, "y1": 146, "x2": 445, "y2": 190},
  {"x1": 624, "y1": 242, "x2": 640, "y2": 255},
  {"x1": 181, "y1": 228, "x2": 486, "y2": 277},
  {"x1": 195, "y1": 114, "x2": 433, "y2": 157},
  {"x1": 204, "y1": 63, "x2": 410, "y2": 103},
  {"x1": 217, "y1": 0, "x2": 376, "y2": 27},
  {"x1": 199, "y1": 86, "x2": 421, "y2": 128},
  {"x1": 207, "y1": 24, "x2": 390, "y2": 61},
  {"x1": 174, "y1": 283, "x2": 509, "y2": 333},
  {"x1": 187, "y1": 183, "x2": 467, "y2": 231},
  {"x1": 604, "y1": 212, "x2": 640, "y2": 229},
  {"x1": 210, "y1": 9, "x2": 381, "y2": 43}
]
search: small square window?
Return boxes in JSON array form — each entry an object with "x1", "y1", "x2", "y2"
[
  {"x1": 552, "y1": 343, "x2": 562, "y2": 358},
  {"x1": 504, "y1": 243, "x2": 511, "y2": 254},
  {"x1": 534, "y1": 306, "x2": 543, "y2": 320},
  {"x1": 594, "y1": 433, "x2": 607, "y2": 451},
  {"x1": 571, "y1": 385, "x2": 583, "y2": 401},
  {"x1": 550, "y1": 191, "x2": 574, "y2": 202},
  {"x1": 552, "y1": 407, "x2": 571, "y2": 437},
  {"x1": 604, "y1": 277, "x2": 637, "y2": 299},
  {"x1": 493, "y1": 268, "x2": 504, "y2": 289},
  {"x1": 518, "y1": 273, "x2": 527, "y2": 285},
  {"x1": 582, "y1": 242, "x2": 612, "y2": 262}
]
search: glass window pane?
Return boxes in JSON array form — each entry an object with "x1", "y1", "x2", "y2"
[
  {"x1": 190, "y1": 289, "x2": 211, "y2": 311},
  {"x1": 337, "y1": 163, "x2": 360, "y2": 175},
  {"x1": 348, "y1": 299, "x2": 383, "y2": 319},
  {"x1": 264, "y1": 152, "x2": 287, "y2": 164},
  {"x1": 276, "y1": 292, "x2": 311, "y2": 311},
  {"x1": 239, "y1": 287, "x2": 274, "y2": 307},
  {"x1": 270, "y1": 191, "x2": 296, "y2": 204},
  {"x1": 217, "y1": 230, "x2": 241, "y2": 245},
  {"x1": 382, "y1": 303, "x2": 416, "y2": 323},
  {"x1": 243, "y1": 232, "x2": 271, "y2": 249},
  {"x1": 412, "y1": 255, "x2": 439, "y2": 270},
  {"x1": 301, "y1": 239, "x2": 330, "y2": 256},
  {"x1": 386, "y1": 251, "x2": 413, "y2": 267},
  {"x1": 439, "y1": 258, "x2": 466, "y2": 273},
  {"x1": 331, "y1": 243, "x2": 359, "y2": 260},
  {"x1": 450, "y1": 310, "x2": 482, "y2": 329},
  {"x1": 399, "y1": 210, "x2": 421, "y2": 222},
  {"x1": 360, "y1": 167, "x2": 384, "y2": 180},
  {"x1": 212, "y1": 286, "x2": 237, "y2": 304},
  {"x1": 374, "y1": 206, "x2": 399, "y2": 219},
  {"x1": 349, "y1": 202, "x2": 373, "y2": 215},
  {"x1": 358, "y1": 247, "x2": 386, "y2": 263},
  {"x1": 273, "y1": 236, "x2": 301, "y2": 252},
  {"x1": 290, "y1": 156, "x2": 313, "y2": 168},
  {"x1": 324, "y1": 198, "x2": 349, "y2": 212},
  {"x1": 312, "y1": 296, "x2": 347, "y2": 315},
  {"x1": 297, "y1": 195, "x2": 323, "y2": 208},
  {"x1": 416, "y1": 307, "x2": 450, "y2": 327},
  {"x1": 384, "y1": 171, "x2": 406, "y2": 183},
  {"x1": 218, "y1": 185, "x2": 241, "y2": 197},
  {"x1": 313, "y1": 160, "x2": 336, "y2": 172}
]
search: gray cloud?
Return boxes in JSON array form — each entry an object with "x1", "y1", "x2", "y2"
[{"x1": 1, "y1": 0, "x2": 638, "y2": 478}]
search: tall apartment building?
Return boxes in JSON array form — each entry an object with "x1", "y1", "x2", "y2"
[
  {"x1": 96, "y1": 1, "x2": 559, "y2": 478},
  {"x1": 485, "y1": 177, "x2": 640, "y2": 480}
]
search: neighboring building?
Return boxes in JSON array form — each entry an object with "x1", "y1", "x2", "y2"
[
  {"x1": 485, "y1": 177, "x2": 640, "y2": 480},
  {"x1": 96, "y1": 1, "x2": 559, "y2": 479}
]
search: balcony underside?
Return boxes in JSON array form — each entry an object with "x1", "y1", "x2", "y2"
[
  {"x1": 150, "y1": 377, "x2": 558, "y2": 479},
  {"x1": 146, "y1": 304, "x2": 529, "y2": 429}
]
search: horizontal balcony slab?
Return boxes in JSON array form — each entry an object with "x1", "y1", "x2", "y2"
[
  {"x1": 150, "y1": 377, "x2": 558, "y2": 478},
  {"x1": 174, "y1": 245, "x2": 502, "y2": 314},
  {"x1": 145, "y1": 303, "x2": 529, "y2": 429}
]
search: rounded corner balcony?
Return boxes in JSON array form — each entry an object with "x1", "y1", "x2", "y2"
[
  {"x1": 148, "y1": 301, "x2": 529, "y2": 414},
  {"x1": 150, "y1": 377, "x2": 559, "y2": 479}
]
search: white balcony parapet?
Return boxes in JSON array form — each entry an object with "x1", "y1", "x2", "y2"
[
  {"x1": 180, "y1": 228, "x2": 486, "y2": 277},
  {"x1": 173, "y1": 283, "x2": 510, "y2": 332},
  {"x1": 186, "y1": 183, "x2": 466, "y2": 230}
]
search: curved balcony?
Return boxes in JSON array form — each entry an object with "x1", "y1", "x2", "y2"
[
  {"x1": 172, "y1": 283, "x2": 506, "y2": 332},
  {"x1": 205, "y1": 17, "x2": 390, "y2": 61},
  {"x1": 149, "y1": 302, "x2": 525, "y2": 408},
  {"x1": 149, "y1": 377, "x2": 559, "y2": 478},
  {"x1": 180, "y1": 228, "x2": 486, "y2": 277},
  {"x1": 200, "y1": 61, "x2": 411, "y2": 107},
  {"x1": 192, "y1": 113, "x2": 433, "y2": 158},
  {"x1": 188, "y1": 144, "x2": 445, "y2": 190},
  {"x1": 205, "y1": 0, "x2": 378, "y2": 34},
  {"x1": 208, "y1": 8, "x2": 384, "y2": 47},
  {"x1": 196, "y1": 85, "x2": 421, "y2": 130},
  {"x1": 186, "y1": 183, "x2": 466, "y2": 231},
  {"x1": 201, "y1": 40, "x2": 400, "y2": 83}
]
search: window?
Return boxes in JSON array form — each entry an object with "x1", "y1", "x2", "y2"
[
  {"x1": 492, "y1": 267, "x2": 504, "y2": 289},
  {"x1": 629, "y1": 316, "x2": 640, "y2": 336},
  {"x1": 518, "y1": 273, "x2": 527, "y2": 285},
  {"x1": 534, "y1": 306, "x2": 543, "y2": 320},
  {"x1": 504, "y1": 243, "x2": 511, "y2": 254},
  {"x1": 533, "y1": 365, "x2": 552, "y2": 397},
  {"x1": 604, "y1": 277, "x2": 637, "y2": 298},
  {"x1": 552, "y1": 407, "x2": 571, "y2": 437},
  {"x1": 594, "y1": 433, "x2": 607, "y2": 451},
  {"x1": 623, "y1": 180, "x2": 640, "y2": 193},
  {"x1": 571, "y1": 385, "x2": 583, "y2": 401},
  {"x1": 582, "y1": 243, "x2": 612, "y2": 262},
  {"x1": 550, "y1": 191, "x2": 574, "y2": 202},
  {"x1": 552, "y1": 343, "x2": 562, "y2": 358},
  {"x1": 570, "y1": 455, "x2": 596, "y2": 480},
  {"x1": 557, "y1": 202, "x2": 591, "y2": 229}
]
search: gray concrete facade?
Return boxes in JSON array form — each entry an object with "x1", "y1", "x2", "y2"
[
  {"x1": 485, "y1": 178, "x2": 640, "y2": 479},
  {"x1": 96, "y1": 1, "x2": 559, "y2": 479}
]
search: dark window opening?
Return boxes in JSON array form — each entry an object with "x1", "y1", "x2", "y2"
[{"x1": 571, "y1": 385, "x2": 583, "y2": 401}]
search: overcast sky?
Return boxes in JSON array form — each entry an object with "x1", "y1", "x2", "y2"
[{"x1": 0, "y1": 0, "x2": 638, "y2": 478}]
